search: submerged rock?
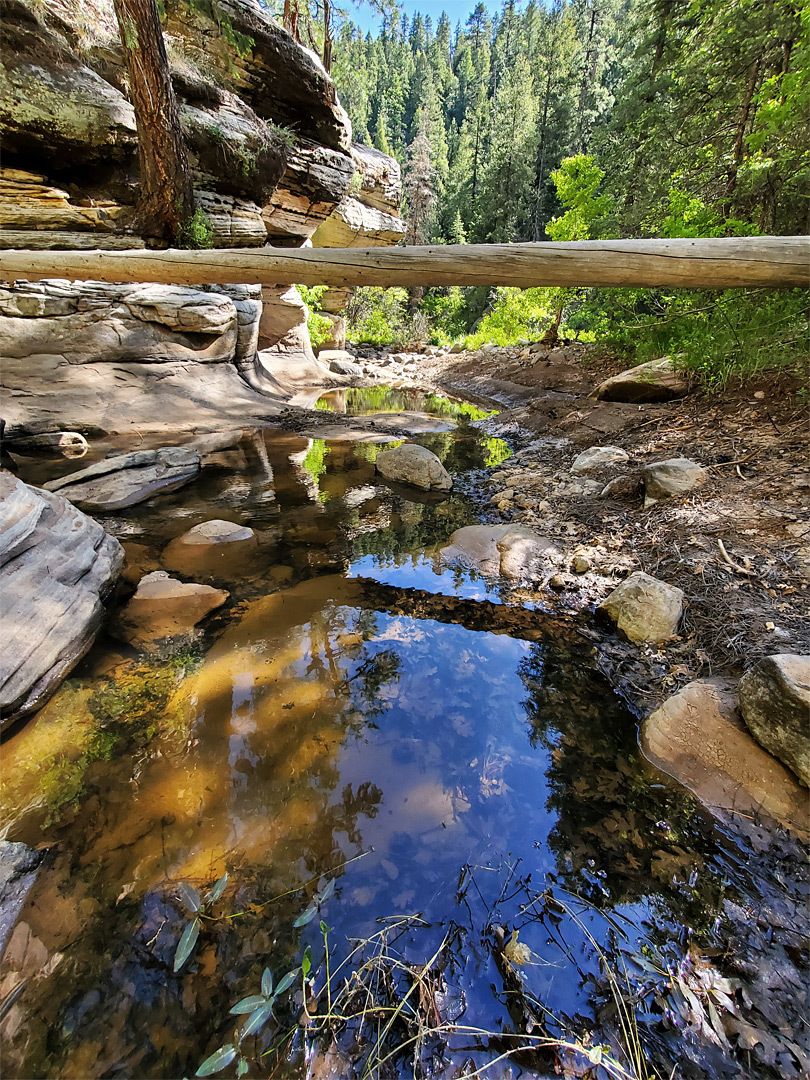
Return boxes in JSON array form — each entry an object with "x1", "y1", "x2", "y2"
[
  {"x1": 739, "y1": 654, "x2": 810, "y2": 787},
  {"x1": 570, "y1": 445, "x2": 629, "y2": 474},
  {"x1": 642, "y1": 457, "x2": 707, "y2": 507},
  {"x1": 441, "y1": 524, "x2": 560, "y2": 580},
  {"x1": 44, "y1": 447, "x2": 200, "y2": 512},
  {"x1": 0, "y1": 471, "x2": 123, "y2": 728},
  {"x1": 112, "y1": 571, "x2": 229, "y2": 650},
  {"x1": 597, "y1": 571, "x2": 683, "y2": 643},
  {"x1": 3, "y1": 431, "x2": 88, "y2": 459},
  {"x1": 162, "y1": 519, "x2": 260, "y2": 580},
  {"x1": 0, "y1": 841, "x2": 45, "y2": 957},
  {"x1": 641, "y1": 678, "x2": 808, "y2": 835},
  {"x1": 375, "y1": 443, "x2": 452, "y2": 491},
  {"x1": 594, "y1": 358, "x2": 689, "y2": 403}
]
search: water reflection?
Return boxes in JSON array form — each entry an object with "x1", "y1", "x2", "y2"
[{"x1": 1, "y1": 421, "x2": 799, "y2": 1080}]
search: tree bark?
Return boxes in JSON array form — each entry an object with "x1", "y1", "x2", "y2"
[
  {"x1": 1, "y1": 238, "x2": 807, "y2": 290},
  {"x1": 113, "y1": 0, "x2": 194, "y2": 241}
]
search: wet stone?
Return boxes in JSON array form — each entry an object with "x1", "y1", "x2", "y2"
[
  {"x1": 739, "y1": 654, "x2": 810, "y2": 787},
  {"x1": 112, "y1": 571, "x2": 229, "y2": 650}
]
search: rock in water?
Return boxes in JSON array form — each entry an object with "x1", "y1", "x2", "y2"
[
  {"x1": 597, "y1": 571, "x2": 683, "y2": 643},
  {"x1": 161, "y1": 519, "x2": 260, "y2": 580},
  {"x1": 593, "y1": 358, "x2": 689, "y2": 403},
  {"x1": 739, "y1": 654, "x2": 810, "y2": 787},
  {"x1": 441, "y1": 524, "x2": 560, "y2": 580},
  {"x1": 641, "y1": 678, "x2": 808, "y2": 834},
  {"x1": 0, "y1": 841, "x2": 45, "y2": 956},
  {"x1": 642, "y1": 457, "x2": 707, "y2": 507},
  {"x1": 375, "y1": 443, "x2": 452, "y2": 491},
  {"x1": 0, "y1": 471, "x2": 123, "y2": 729},
  {"x1": 43, "y1": 447, "x2": 200, "y2": 512},
  {"x1": 112, "y1": 571, "x2": 229, "y2": 651}
]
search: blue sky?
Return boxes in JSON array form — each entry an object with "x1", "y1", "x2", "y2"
[{"x1": 342, "y1": 1, "x2": 511, "y2": 34}]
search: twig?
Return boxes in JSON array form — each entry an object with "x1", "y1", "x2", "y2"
[{"x1": 717, "y1": 538, "x2": 754, "y2": 576}]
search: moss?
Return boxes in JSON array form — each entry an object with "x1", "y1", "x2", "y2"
[{"x1": 176, "y1": 207, "x2": 214, "y2": 249}]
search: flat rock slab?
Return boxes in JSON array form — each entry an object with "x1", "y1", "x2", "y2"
[
  {"x1": 642, "y1": 457, "x2": 706, "y2": 506},
  {"x1": 570, "y1": 445, "x2": 629, "y2": 474},
  {"x1": 44, "y1": 447, "x2": 200, "y2": 512},
  {"x1": 597, "y1": 570, "x2": 683, "y2": 643},
  {"x1": 441, "y1": 524, "x2": 561, "y2": 580},
  {"x1": 739, "y1": 654, "x2": 810, "y2": 787},
  {"x1": 594, "y1": 358, "x2": 690, "y2": 403},
  {"x1": 641, "y1": 678, "x2": 808, "y2": 837},
  {"x1": 112, "y1": 571, "x2": 229, "y2": 650},
  {"x1": 0, "y1": 471, "x2": 123, "y2": 728},
  {"x1": 375, "y1": 443, "x2": 452, "y2": 491}
]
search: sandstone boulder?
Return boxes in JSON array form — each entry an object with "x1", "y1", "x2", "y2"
[
  {"x1": 597, "y1": 571, "x2": 683, "y2": 643},
  {"x1": 739, "y1": 654, "x2": 810, "y2": 786},
  {"x1": 312, "y1": 197, "x2": 407, "y2": 248},
  {"x1": 570, "y1": 445, "x2": 629, "y2": 474},
  {"x1": 594, "y1": 358, "x2": 689, "y2": 403},
  {"x1": 642, "y1": 457, "x2": 707, "y2": 507},
  {"x1": 375, "y1": 444, "x2": 452, "y2": 491},
  {"x1": 0, "y1": 280, "x2": 255, "y2": 366},
  {"x1": 0, "y1": 471, "x2": 123, "y2": 728},
  {"x1": 441, "y1": 524, "x2": 560, "y2": 579},
  {"x1": 641, "y1": 678, "x2": 808, "y2": 834},
  {"x1": 326, "y1": 354, "x2": 363, "y2": 377},
  {"x1": 112, "y1": 571, "x2": 229, "y2": 650},
  {"x1": 44, "y1": 447, "x2": 201, "y2": 512}
]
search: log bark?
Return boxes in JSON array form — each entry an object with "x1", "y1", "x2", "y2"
[
  {"x1": 113, "y1": 0, "x2": 194, "y2": 241},
  {"x1": 0, "y1": 238, "x2": 807, "y2": 289}
]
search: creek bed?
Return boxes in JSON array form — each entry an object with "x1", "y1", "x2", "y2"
[{"x1": 1, "y1": 390, "x2": 807, "y2": 1080}]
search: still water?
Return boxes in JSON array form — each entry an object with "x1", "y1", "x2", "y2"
[{"x1": 0, "y1": 392, "x2": 803, "y2": 1079}]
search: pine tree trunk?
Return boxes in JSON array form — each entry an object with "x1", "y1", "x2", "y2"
[{"x1": 113, "y1": 0, "x2": 193, "y2": 242}]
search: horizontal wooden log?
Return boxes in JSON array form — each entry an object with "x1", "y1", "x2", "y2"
[{"x1": 0, "y1": 237, "x2": 807, "y2": 289}]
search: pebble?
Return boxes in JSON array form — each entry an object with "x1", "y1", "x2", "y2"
[{"x1": 572, "y1": 555, "x2": 591, "y2": 573}]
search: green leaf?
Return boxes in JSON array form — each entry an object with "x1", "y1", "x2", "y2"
[
  {"x1": 293, "y1": 903, "x2": 317, "y2": 928},
  {"x1": 174, "y1": 917, "x2": 200, "y2": 972},
  {"x1": 230, "y1": 995, "x2": 267, "y2": 1015},
  {"x1": 261, "y1": 967, "x2": 273, "y2": 998},
  {"x1": 206, "y1": 873, "x2": 228, "y2": 905},
  {"x1": 319, "y1": 878, "x2": 335, "y2": 903},
  {"x1": 274, "y1": 969, "x2": 298, "y2": 997},
  {"x1": 178, "y1": 883, "x2": 202, "y2": 914},
  {"x1": 302, "y1": 945, "x2": 312, "y2": 979},
  {"x1": 237, "y1": 1060, "x2": 249, "y2": 1078},
  {"x1": 196, "y1": 1044, "x2": 237, "y2": 1076},
  {"x1": 240, "y1": 999, "x2": 274, "y2": 1039},
  {"x1": 320, "y1": 920, "x2": 328, "y2": 935}
]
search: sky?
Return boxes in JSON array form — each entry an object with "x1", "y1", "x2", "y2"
[{"x1": 342, "y1": 0, "x2": 516, "y2": 34}]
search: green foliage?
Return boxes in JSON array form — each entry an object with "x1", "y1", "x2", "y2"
[
  {"x1": 298, "y1": 284, "x2": 333, "y2": 349},
  {"x1": 176, "y1": 207, "x2": 214, "y2": 249},
  {"x1": 346, "y1": 286, "x2": 410, "y2": 346},
  {"x1": 463, "y1": 287, "x2": 556, "y2": 348},
  {"x1": 572, "y1": 287, "x2": 810, "y2": 390},
  {"x1": 547, "y1": 155, "x2": 613, "y2": 242}
]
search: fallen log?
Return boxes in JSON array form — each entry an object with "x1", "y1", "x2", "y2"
[{"x1": 0, "y1": 237, "x2": 807, "y2": 289}]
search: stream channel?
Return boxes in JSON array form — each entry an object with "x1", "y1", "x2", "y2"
[{"x1": 1, "y1": 388, "x2": 804, "y2": 1079}]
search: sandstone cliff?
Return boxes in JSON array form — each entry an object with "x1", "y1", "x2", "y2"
[{"x1": 0, "y1": 0, "x2": 404, "y2": 434}]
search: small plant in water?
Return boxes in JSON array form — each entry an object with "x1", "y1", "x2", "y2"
[{"x1": 174, "y1": 873, "x2": 229, "y2": 972}]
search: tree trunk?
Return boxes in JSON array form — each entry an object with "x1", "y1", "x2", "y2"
[
  {"x1": 2, "y1": 238, "x2": 807, "y2": 290},
  {"x1": 113, "y1": 0, "x2": 193, "y2": 242}
]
